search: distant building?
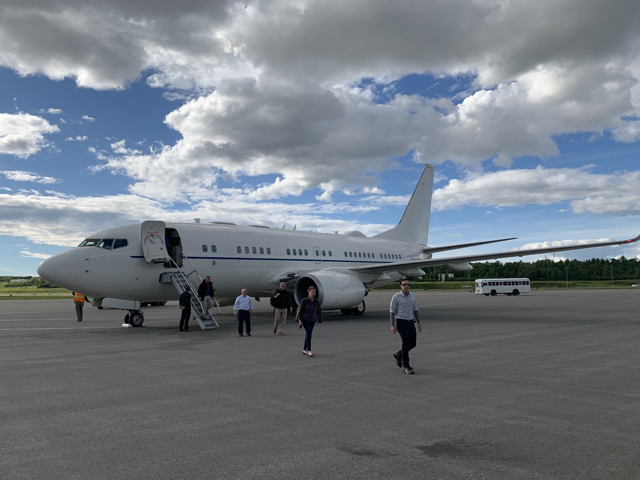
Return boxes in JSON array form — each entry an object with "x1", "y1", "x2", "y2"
[{"x1": 9, "y1": 279, "x2": 29, "y2": 284}]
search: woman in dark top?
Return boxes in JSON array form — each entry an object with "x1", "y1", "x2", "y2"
[{"x1": 297, "y1": 286, "x2": 322, "y2": 357}]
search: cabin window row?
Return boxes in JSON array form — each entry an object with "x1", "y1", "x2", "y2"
[
  {"x1": 285, "y1": 248, "x2": 333, "y2": 257},
  {"x1": 202, "y1": 245, "x2": 218, "y2": 253},
  {"x1": 234, "y1": 246, "x2": 273, "y2": 255},
  {"x1": 344, "y1": 251, "x2": 401, "y2": 260}
]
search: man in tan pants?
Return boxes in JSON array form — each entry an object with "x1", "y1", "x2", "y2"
[{"x1": 270, "y1": 282, "x2": 292, "y2": 335}]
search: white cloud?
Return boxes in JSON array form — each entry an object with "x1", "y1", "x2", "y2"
[
  {"x1": 20, "y1": 250, "x2": 51, "y2": 260},
  {"x1": 513, "y1": 238, "x2": 640, "y2": 263},
  {"x1": 97, "y1": 60, "x2": 637, "y2": 200},
  {"x1": 519, "y1": 238, "x2": 615, "y2": 250},
  {"x1": 1, "y1": 170, "x2": 60, "y2": 184},
  {"x1": 0, "y1": 112, "x2": 59, "y2": 157},
  {"x1": 0, "y1": 0, "x2": 240, "y2": 90},
  {"x1": 81, "y1": 115, "x2": 95, "y2": 122},
  {"x1": 0, "y1": 187, "x2": 392, "y2": 248},
  {"x1": 612, "y1": 119, "x2": 640, "y2": 142},
  {"x1": 0, "y1": 0, "x2": 637, "y2": 188},
  {"x1": 65, "y1": 135, "x2": 88, "y2": 142},
  {"x1": 433, "y1": 166, "x2": 640, "y2": 216},
  {"x1": 95, "y1": 78, "x2": 423, "y2": 201}
]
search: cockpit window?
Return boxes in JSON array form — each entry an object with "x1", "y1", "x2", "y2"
[
  {"x1": 98, "y1": 239, "x2": 114, "y2": 250},
  {"x1": 113, "y1": 239, "x2": 128, "y2": 249},
  {"x1": 79, "y1": 238, "x2": 101, "y2": 247}
]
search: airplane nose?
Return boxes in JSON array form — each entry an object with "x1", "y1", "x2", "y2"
[{"x1": 37, "y1": 249, "x2": 78, "y2": 291}]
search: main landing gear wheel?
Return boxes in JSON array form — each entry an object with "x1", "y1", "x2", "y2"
[
  {"x1": 351, "y1": 301, "x2": 366, "y2": 316},
  {"x1": 340, "y1": 301, "x2": 366, "y2": 315}
]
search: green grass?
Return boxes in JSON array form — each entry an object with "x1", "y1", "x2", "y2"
[{"x1": 0, "y1": 283, "x2": 72, "y2": 299}]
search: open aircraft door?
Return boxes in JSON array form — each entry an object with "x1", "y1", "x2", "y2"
[{"x1": 141, "y1": 221, "x2": 168, "y2": 263}]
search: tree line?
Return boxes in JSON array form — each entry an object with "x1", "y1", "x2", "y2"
[
  {"x1": 428, "y1": 257, "x2": 640, "y2": 282},
  {"x1": 1, "y1": 276, "x2": 60, "y2": 288}
]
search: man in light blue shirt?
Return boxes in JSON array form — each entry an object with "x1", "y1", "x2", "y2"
[
  {"x1": 390, "y1": 278, "x2": 422, "y2": 374},
  {"x1": 234, "y1": 288, "x2": 253, "y2": 337}
]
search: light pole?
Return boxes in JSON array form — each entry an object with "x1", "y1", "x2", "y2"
[{"x1": 611, "y1": 263, "x2": 614, "y2": 286}]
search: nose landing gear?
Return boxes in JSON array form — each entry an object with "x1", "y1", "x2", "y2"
[{"x1": 123, "y1": 310, "x2": 145, "y2": 328}]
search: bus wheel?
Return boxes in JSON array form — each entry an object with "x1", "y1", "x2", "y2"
[
  {"x1": 490, "y1": 290, "x2": 497, "y2": 296},
  {"x1": 513, "y1": 290, "x2": 519, "y2": 296}
]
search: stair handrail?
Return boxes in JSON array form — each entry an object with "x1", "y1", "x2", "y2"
[
  {"x1": 166, "y1": 257, "x2": 208, "y2": 313},
  {"x1": 182, "y1": 253, "x2": 220, "y2": 314}
]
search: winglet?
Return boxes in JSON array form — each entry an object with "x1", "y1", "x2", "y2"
[{"x1": 623, "y1": 233, "x2": 640, "y2": 244}]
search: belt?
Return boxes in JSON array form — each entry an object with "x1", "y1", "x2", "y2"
[{"x1": 397, "y1": 318, "x2": 413, "y2": 322}]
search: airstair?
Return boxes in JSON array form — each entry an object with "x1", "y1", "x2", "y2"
[{"x1": 164, "y1": 256, "x2": 220, "y2": 331}]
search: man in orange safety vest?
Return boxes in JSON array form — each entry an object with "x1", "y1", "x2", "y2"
[{"x1": 72, "y1": 291, "x2": 90, "y2": 322}]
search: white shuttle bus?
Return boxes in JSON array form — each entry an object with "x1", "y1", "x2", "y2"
[{"x1": 475, "y1": 278, "x2": 531, "y2": 296}]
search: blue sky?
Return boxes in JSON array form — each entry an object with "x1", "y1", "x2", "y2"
[{"x1": 1, "y1": 0, "x2": 640, "y2": 276}]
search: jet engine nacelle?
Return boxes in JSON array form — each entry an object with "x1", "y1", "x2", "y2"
[{"x1": 293, "y1": 271, "x2": 367, "y2": 310}]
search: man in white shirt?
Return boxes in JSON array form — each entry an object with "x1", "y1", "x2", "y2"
[
  {"x1": 390, "y1": 278, "x2": 422, "y2": 374},
  {"x1": 233, "y1": 288, "x2": 253, "y2": 337}
]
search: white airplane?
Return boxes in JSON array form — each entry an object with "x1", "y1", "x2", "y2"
[{"x1": 37, "y1": 164, "x2": 639, "y2": 329}]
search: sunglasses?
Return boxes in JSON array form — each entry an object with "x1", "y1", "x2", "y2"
[{"x1": 401, "y1": 283, "x2": 410, "y2": 286}]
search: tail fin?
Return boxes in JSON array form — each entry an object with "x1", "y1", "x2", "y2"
[{"x1": 374, "y1": 164, "x2": 434, "y2": 245}]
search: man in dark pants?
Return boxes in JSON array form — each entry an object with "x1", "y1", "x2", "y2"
[
  {"x1": 197, "y1": 275, "x2": 215, "y2": 319},
  {"x1": 72, "y1": 291, "x2": 90, "y2": 322},
  {"x1": 233, "y1": 288, "x2": 253, "y2": 337},
  {"x1": 390, "y1": 278, "x2": 422, "y2": 374},
  {"x1": 179, "y1": 285, "x2": 192, "y2": 332}
]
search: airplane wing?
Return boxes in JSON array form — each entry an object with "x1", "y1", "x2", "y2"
[
  {"x1": 422, "y1": 237, "x2": 516, "y2": 255},
  {"x1": 350, "y1": 233, "x2": 640, "y2": 275}
]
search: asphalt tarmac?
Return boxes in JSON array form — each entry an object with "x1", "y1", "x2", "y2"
[{"x1": 1, "y1": 289, "x2": 639, "y2": 480}]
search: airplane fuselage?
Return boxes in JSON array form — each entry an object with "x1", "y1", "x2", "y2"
[{"x1": 38, "y1": 221, "x2": 424, "y2": 307}]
